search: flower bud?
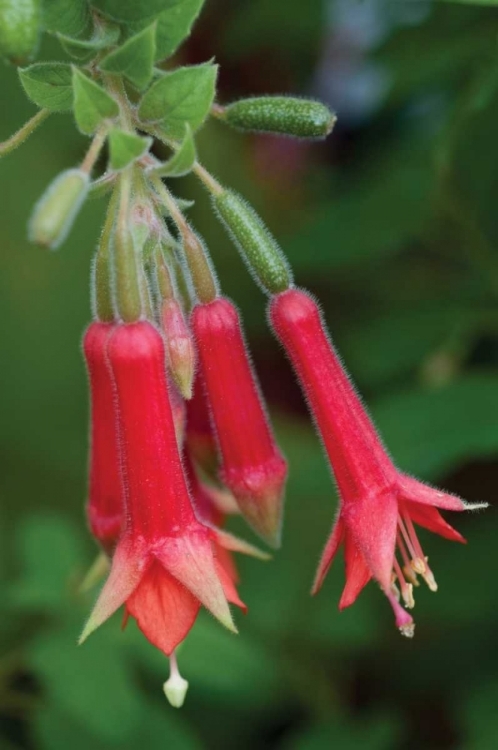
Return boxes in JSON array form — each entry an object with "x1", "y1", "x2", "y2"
[
  {"x1": 162, "y1": 299, "x2": 196, "y2": 400},
  {"x1": 29, "y1": 169, "x2": 90, "y2": 249},
  {"x1": 213, "y1": 189, "x2": 292, "y2": 295},
  {"x1": 0, "y1": 0, "x2": 40, "y2": 64},
  {"x1": 221, "y1": 96, "x2": 336, "y2": 139},
  {"x1": 192, "y1": 297, "x2": 288, "y2": 547}
]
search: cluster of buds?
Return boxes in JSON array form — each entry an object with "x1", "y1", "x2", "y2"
[{"x1": 0, "y1": 1, "x2": 485, "y2": 708}]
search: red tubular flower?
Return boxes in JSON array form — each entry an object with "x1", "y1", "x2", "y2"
[
  {"x1": 80, "y1": 321, "x2": 246, "y2": 656},
  {"x1": 270, "y1": 288, "x2": 485, "y2": 635},
  {"x1": 83, "y1": 322, "x2": 122, "y2": 555},
  {"x1": 192, "y1": 297, "x2": 288, "y2": 548}
]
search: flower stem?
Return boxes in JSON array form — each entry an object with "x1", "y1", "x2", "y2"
[
  {"x1": 114, "y1": 170, "x2": 143, "y2": 322},
  {"x1": 149, "y1": 173, "x2": 218, "y2": 304},
  {"x1": 81, "y1": 126, "x2": 108, "y2": 175},
  {"x1": 0, "y1": 109, "x2": 50, "y2": 158},
  {"x1": 93, "y1": 184, "x2": 119, "y2": 322}
]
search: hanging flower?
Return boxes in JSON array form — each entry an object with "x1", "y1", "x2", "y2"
[
  {"x1": 80, "y1": 321, "x2": 243, "y2": 656},
  {"x1": 270, "y1": 288, "x2": 485, "y2": 635},
  {"x1": 192, "y1": 297, "x2": 288, "y2": 547}
]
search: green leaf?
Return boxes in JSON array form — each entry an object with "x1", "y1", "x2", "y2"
[
  {"x1": 287, "y1": 134, "x2": 434, "y2": 272},
  {"x1": 439, "y1": 0, "x2": 498, "y2": 4},
  {"x1": 152, "y1": 124, "x2": 196, "y2": 176},
  {"x1": 372, "y1": 374, "x2": 498, "y2": 478},
  {"x1": 19, "y1": 62, "x2": 73, "y2": 112},
  {"x1": 128, "y1": 0, "x2": 206, "y2": 62},
  {"x1": 58, "y1": 22, "x2": 120, "y2": 62},
  {"x1": 99, "y1": 24, "x2": 156, "y2": 91},
  {"x1": 283, "y1": 715, "x2": 401, "y2": 750},
  {"x1": 72, "y1": 68, "x2": 119, "y2": 135},
  {"x1": 43, "y1": 0, "x2": 90, "y2": 36},
  {"x1": 30, "y1": 621, "x2": 143, "y2": 742},
  {"x1": 108, "y1": 128, "x2": 151, "y2": 170},
  {"x1": 6, "y1": 515, "x2": 85, "y2": 611},
  {"x1": 90, "y1": 0, "x2": 173, "y2": 23},
  {"x1": 138, "y1": 62, "x2": 217, "y2": 138}
]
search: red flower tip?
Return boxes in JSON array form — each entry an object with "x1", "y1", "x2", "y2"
[
  {"x1": 162, "y1": 299, "x2": 196, "y2": 400},
  {"x1": 83, "y1": 322, "x2": 123, "y2": 555},
  {"x1": 192, "y1": 297, "x2": 288, "y2": 547},
  {"x1": 270, "y1": 288, "x2": 484, "y2": 635}
]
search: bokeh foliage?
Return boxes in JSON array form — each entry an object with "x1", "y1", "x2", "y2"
[{"x1": 1, "y1": 1, "x2": 498, "y2": 748}]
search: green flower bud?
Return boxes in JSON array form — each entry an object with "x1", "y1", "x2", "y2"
[
  {"x1": 29, "y1": 169, "x2": 89, "y2": 249},
  {"x1": 213, "y1": 189, "x2": 292, "y2": 295},
  {"x1": 221, "y1": 96, "x2": 336, "y2": 140},
  {"x1": 0, "y1": 0, "x2": 41, "y2": 65}
]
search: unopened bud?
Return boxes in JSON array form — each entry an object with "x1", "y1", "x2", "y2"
[
  {"x1": 221, "y1": 96, "x2": 336, "y2": 139},
  {"x1": 130, "y1": 200, "x2": 162, "y2": 250},
  {"x1": 162, "y1": 299, "x2": 196, "y2": 400},
  {"x1": 29, "y1": 169, "x2": 89, "y2": 249},
  {"x1": 213, "y1": 189, "x2": 292, "y2": 295},
  {"x1": 0, "y1": 0, "x2": 40, "y2": 64}
]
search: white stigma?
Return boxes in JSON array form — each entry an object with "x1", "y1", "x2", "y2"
[{"x1": 163, "y1": 651, "x2": 189, "y2": 708}]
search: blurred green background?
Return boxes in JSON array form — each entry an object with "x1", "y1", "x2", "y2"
[{"x1": 1, "y1": 1, "x2": 498, "y2": 748}]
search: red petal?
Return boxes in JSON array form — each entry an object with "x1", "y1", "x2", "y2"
[
  {"x1": 215, "y1": 555, "x2": 247, "y2": 613},
  {"x1": 339, "y1": 531, "x2": 372, "y2": 609},
  {"x1": 79, "y1": 537, "x2": 146, "y2": 644},
  {"x1": 216, "y1": 543, "x2": 240, "y2": 585},
  {"x1": 312, "y1": 515, "x2": 345, "y2": 594},
  {"x1": 344, "y1": 486, "x2": 398, "y2": 592},
  {"x1": 404, "y1": 500, "x2": 466, "y2": 543},
  {"x1": 126, "y1": 560, "x2": 200, "y2": 656},
  {"x1": 398, "y1": 474, "x2": 466, "y2": 511}
]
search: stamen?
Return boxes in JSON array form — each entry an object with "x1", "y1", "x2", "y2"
[
  {"x1": 386, "y1": 591, "x2": 415, "y2": 638},
  {"x1": 163, "y1": 651, "x2": 189, "y2": 708},
  {"x1": 393, "y1": 557, "x2": 415, "y2": 609},
  {"x1": 396, "y1": 531, "x2": 419, "y2": 586},
  {"x1": 401, "y1": 510, "x2": 438, "y2": 593}
]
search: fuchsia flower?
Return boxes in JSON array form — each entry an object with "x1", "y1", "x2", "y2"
[
  {"x1": 192, "y1": 297, "x2": 288, "y2": 547},
  {"x1": 80, "y1": 321, "x2": 248, "y2": 655},
  {"x1": 83, "y1": 322, "x2": 122, "y2": 555},
  {"x1": 270, "y1": 288, "x2": 485, "y2": 635}
]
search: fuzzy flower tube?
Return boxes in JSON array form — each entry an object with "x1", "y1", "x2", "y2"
[
  {"x1": 83, "y1": 321, "x2": 122, "y2": 556},
  {"x1": 192, "y1": 297, "x2": 288, "y2": 547},
  {"x1": 80, "y1": 321, "x2": 253, "y2": 657},
  {"x1": 269, "y1": 288, "x2": 485, "y2": 635}
]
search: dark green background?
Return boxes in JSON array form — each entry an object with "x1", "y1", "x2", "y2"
[{"x1": 1, "y1": 1, "x2": 498, "y2": 748}]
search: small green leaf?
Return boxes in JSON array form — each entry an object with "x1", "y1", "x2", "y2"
[
  {"x1": 155, "y1": 0, "x2": 205, "y2": 60},
  {"x1": 0, "y1": 0, "x2": 41, "y2": 65},
  {"x1": 72, "y1": 68, "x2": 119, "y2": 135},
  {"x1": 43, "y1": 0, "x2": 90, "y2": 36},
  {"x1": 108, "y1": 128, "x2": 151, "y2": 170},
  {"x1": 138, "y1": 62, "x2": 217, "y2": 138},
  {"x1": 99, "y1": 24, "x2": 156, "y2": 91},
  {"x1": 90, "y1": 0, "x2": 172, "y2": 23},
  {"x1": 19, "y1": 62, "x2": 73, "y2": 112},
  {"x1": 128, "y1": 0, "x2": 205, "y2": 62},
  {"x1": 152, "y1": 124, "x2": 196, "y2": 176},
  {"x1": 58, "y1": 22, "x2": 120, "y2": 62}
]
